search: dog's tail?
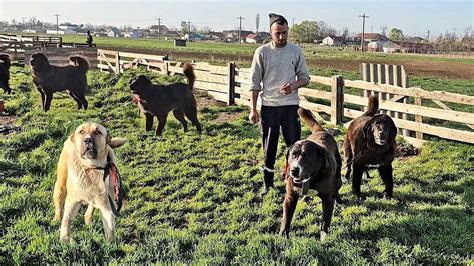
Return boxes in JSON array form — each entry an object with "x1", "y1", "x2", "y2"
[
  {"x1": 0, "y1": 54, "x2": 11, "y2": 68},
  {"x1": 69, "y1": 55, "x2": 89, "y2": 73},
  {"x1": 183, "y1": 63, "x2": 195, "y2": 90},
  {"x1": 298, "y1": 108, "x2": 325, "y2": 133},
  {"x1": 362, "y1": 95, "x2": 379, "y2": 117}
]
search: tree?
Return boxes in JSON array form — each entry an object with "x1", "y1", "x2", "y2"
[
  {"x1": 389, "y1": 28, "x2": 404, "y2": 41},
  {"x1": 181, "y1": 21, "x2": 189, "y2": 34},
  {"x1": 291, "y1": 20, "x2": 318, "y2": 43},
  {"x1": 341, "y1": 27, "x2": 349, "y2": 39},
  {"x1": 380, "y1": 25, "x2": 388, "y2": 36},
  {"x1": 255, "y1": 13, "x2": 260, "y2": 34}
]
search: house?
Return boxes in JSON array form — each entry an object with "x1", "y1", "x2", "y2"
[
  {"x1": 206, "y1": 31, "x2": 224, "y2": 41},
  {"x1": 149, "y1": 25, "x2": 169, "y2": 36},
  {"x1": 184, "y1": 32, "x2": 205, "y2": 41},
  {"x1": 59, "y1": 23, "x2": 79, "y2": 31},
  {"x1": 123, "y1": 29, "x2": 143, "y2": 38},
  {"x1": 321, "y1": 35, "x2": 345, "y2": 46},
  {"x1": 46, "y1": 29, "x2": 76, "y2": 35},
  {"x1": 107, "y1": 28, "x2": 121, "y2": 37},
  {"x1": 394, "y1": 41, "x2": 434, "y2": 53},
  {"x1": 356, "y1": 33, "x2": 388, "y2": 42},
  {"x1": 245, "y1": 32, "x2": 270, "y2": 44},
  {"x1": 367, "y1": 40, "x2": 401, "y2": 53}
]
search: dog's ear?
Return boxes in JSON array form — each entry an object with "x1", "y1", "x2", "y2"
[
  {"x1": 363, "y1": 119, "x2": 373, "y2": 141},
  {"x1": 69, "y1": 133, "x2": 75, "y2": 143},
  {"x1": 109, "y1": 137, "x2": 127, "y2": 149}
]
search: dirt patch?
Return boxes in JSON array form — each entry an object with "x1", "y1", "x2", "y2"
[{"x1": 0, "y1": 115, "x2": 21, "y2": 135}]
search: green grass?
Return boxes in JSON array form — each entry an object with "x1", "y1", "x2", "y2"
[
  {"x1": 61, "y1": 35, "x2": 474, "y2": 65},
  {"x1": 0, "y1": 67, "x2": 473, "y2": 264}
]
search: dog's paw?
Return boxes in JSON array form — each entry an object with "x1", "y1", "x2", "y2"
[{"x1": 320, "y1": 231, "x2": 328, "y2": 241}]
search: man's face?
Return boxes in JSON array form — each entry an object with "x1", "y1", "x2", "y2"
[{"x1": 271, "y1": 22, "x2": 288, "y2": 47}]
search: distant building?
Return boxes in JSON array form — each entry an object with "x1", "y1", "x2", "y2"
[
  {"x1": 394, "y1": 41, "x2": 434, "y2": 53},
  {"x1": 107, "y1": 28, "x2": 121, "y2": 37},
  {"x1": 46, "y1": 29, "x2": 76, "y2": 35},
  {"x1": 59, "y1": 23, "x2": 79, "y2": 31},
  {"x1": 321, "y1": 35, "x2": 345, "y2": 46},
  {"x1": 149, "y1": 25, "x2": 169, "y2": 36},
  {"x1": 367, "y1": 40, "x2": 401, "y2": 53},
  {"x1": 356, "y1": 33, "x2": 388, "y2": 42},
  {"x1": 124, "y1": 29, "x2": 143, "y2": 38}
]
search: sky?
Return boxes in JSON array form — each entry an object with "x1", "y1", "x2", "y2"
[{"x1": 0, "y1": 0, "x2": 472, "y2": 38}]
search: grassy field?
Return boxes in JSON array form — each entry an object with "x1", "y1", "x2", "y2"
[
  {"x1": 0, "y1": 65, "x2": 473, "y2": 264},
  {"x1": 63, "y1": 35, "x2": 474, "y2": 65}
]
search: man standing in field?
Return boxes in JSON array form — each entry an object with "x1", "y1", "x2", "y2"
[{"x1": 249, "y1": 13, "x2": 310, "y2": 194}]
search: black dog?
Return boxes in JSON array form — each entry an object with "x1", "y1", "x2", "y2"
[
  {"x1": 0, "y1": 53, "x2": 12, "y2": 94},
  {"x1": 30, "y1": 52, "x2": 89, "y2": 111},
  {"x1": 129, "y1": 63, "x2": 202, "y2": 136},
  {"x1": 280, "y1": 108, "x2": 342, "y2": 241},
  {"x1": 344, "y1": 96, "x2": 397, "y2": 199}
]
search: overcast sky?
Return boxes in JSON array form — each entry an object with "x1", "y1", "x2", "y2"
[{"x1": 0, "y1": 0, "x2": 472, "y2": 38}]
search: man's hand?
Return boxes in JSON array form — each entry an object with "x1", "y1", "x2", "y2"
[
  {"x1": 279, "y1": 83, "x2": 294, "y2": 95},
  {"x1": 249, "y1": 109, "x2": 259, "y2": 124}
]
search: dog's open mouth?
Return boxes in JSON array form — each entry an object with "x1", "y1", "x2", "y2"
[
  {"x1": 291, "y1": 176, "x2": 311, "y2": 185},
  {"x1": 81, "y1": 146, "x2": 97, "y2": 159}
]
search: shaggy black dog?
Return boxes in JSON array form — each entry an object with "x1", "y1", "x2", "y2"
[
  {"x1": 129, "y1": 63, "x2": 201, "y2": 136},
  {"x1": 344, "y1": 96, "x2": 397, "y2": 199},
  {"x1": 0, "y1": 53, "x2": 12, "y2": 94},
  {"x1": 30, "y1": 52, "x2": 89, "y2": 111}
]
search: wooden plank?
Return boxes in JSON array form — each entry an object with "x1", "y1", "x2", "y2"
[
  {"x1": 195, "y1": 74, "x2": 228, "y2": 84},
  {"x1": 118, "y1": 51, "x2": 164, "y2": 61},
  {"x1": 194, "y1": 81, "x2": 228, "y2": 92},
  {"x1": 433, "y1": 99, "x2": 474, "y2": 129},
  {"x1": 194, "y1": 64, "x2": 228, "y2": 75},
  {"x1": 414, "y1": 97, "x2": 423, "y2": 139},
  {"x1": 235, "y1": 75, "x2": 251, "y2": 84},
  {"x1": 299, "y1": 88, "x2": 332, "y2": 100},
  {"x1": 344, "y1": 94, "x2": 474, "y2": 124},
  {"x1": 309, "y1": 75, "x2": 332, "y2": 86},
  {"x1": 299, "y1": 101, "x2": 332, "y2": 115},
  {"x1": 402, "y1": 136, "x2": 426, "y2": 148},
  {"x1": 345, "y1": 79, "x2": 474, "y2": 105},
  {"x1": 168, "y1": 65, "x2": 184, "y2": 74}
]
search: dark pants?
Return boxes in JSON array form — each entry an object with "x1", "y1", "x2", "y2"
[{"x1": 260, "y1": 105, "x2": 301, "y2": 188}]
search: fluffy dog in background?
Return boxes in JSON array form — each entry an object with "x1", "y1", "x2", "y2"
[
  {"x1": 54, "y1": 122, "x2": 127, "y2": 243},
  {"x1": 129, "y1": 63, "x2": 202, "y2": 136},
  {"x1": 344, "y1": 95, "x2": 397, "y2": 199},
  {"x1": 280, "y1": 108, "x2": 342, "y2": 241},
  {"x1": 30, "y1": 52, "x2": 89, "y2": 111},
  {"x1": 0, "y1": 53, "x2": 12, "y2": 94}
]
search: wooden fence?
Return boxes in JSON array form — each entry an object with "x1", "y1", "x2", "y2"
[
  {"x1": 24, "y1": 47, "x2": 98, "y2": 68},
  {"x1": 97, "y1": 50, "x2": 474, "y2": 146}
]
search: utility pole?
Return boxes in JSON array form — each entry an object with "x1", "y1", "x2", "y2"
[
  {"x1": 54, "y1": 14, "x2": 60, "y2": 35},
  {"x1": 358, "y1": 13, "x2": 369, "y2": 52},
  {"x1": 155, "y1": 17, "x2": 162, "y2": 39},
  {"x1": 236, "y1": 16, "x2": 244, "y2": 45},
  {"x1": 427, "y1": 30, "x2": 430, "y2": 42},
  {"x1": 187, "y1": 21, "x2": 191, "y2": 39}
]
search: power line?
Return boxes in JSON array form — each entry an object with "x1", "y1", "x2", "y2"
[
  {"x1": 236, "y1": 16, "x2": 245, "y2": 45},
  {"x1": 358, "y1": 13, "x2": 369, "y2": 52}
]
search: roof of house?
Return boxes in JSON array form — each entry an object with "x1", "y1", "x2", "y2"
[
  {"x1": 325, "y1": 35, "x2": 345, "y2": 42},
  {"x1": 356, "y1": 33, "x2": 387, "y2": 39}
]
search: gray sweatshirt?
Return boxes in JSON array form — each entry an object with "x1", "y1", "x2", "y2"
[{"x1": 249, "y1": 42, "x2": 310, "y2": 106}]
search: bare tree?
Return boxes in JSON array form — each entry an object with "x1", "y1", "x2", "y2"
[{"x1": 380, "y1": 25, "x2": 388, "y2": 36}]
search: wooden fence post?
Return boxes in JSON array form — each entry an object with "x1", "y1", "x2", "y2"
[
  {"x1": 163, "y1": 61, "x2": 169, "y2": 76},
  {"x1": 115, "y1": 51, "x2": 120, "y2": 74},
  {"x1": 331, "y1": 75, "x2": 344, "y2": 125},
  {"x1": 227, "y1": 62, "x2": 235, "y2": 105},
  {"x1": 414, "y1": 96, "x2": 423, "y2": 139}
]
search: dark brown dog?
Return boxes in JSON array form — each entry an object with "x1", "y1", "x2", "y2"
[
  {"x1": 129, "y1": 63, "x2": 201, "y2": 136},
  {"x1": 0, "y1": 53, "x2": 11, "y2": 94},
  {"x1": 344, "y1": 95, "x2": 397, "y2": 199},
  {"x1": 280, "y1": 108, "x2": 342, "y2": 241},
  {"x1": 30, "y1": 52, "x2": 89, "y2": 111}
]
